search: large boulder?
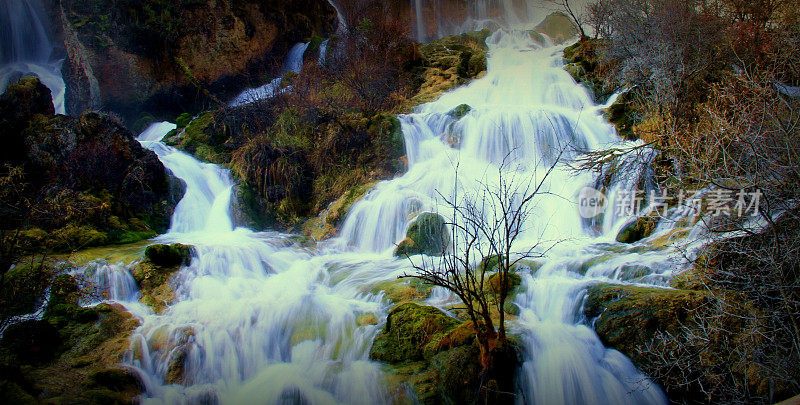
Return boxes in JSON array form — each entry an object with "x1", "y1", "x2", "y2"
[
  {"x1": 0, "y1": 76, "x2": 181, "y2": 252},
  {"x1": 394, "y1": 213, "x2": 450, "y2": 257},
  {"x1": 56, "y1": 0, "x2": 337, "y2": 129}
]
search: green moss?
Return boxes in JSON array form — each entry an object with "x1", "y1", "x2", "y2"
[
  {"x1": 50, "y1": 224, "x2": 109, "y2": 251},
  {"x1": 606, "y1": 92, "x2": 638, "y2": 140},
  {"x1": 176, "y1": 112, "x2": 193, "y2": 129},
  {"x1": 132, "y1": 247, "x2": 192, "y2": 313},
  {"x1": 369, "y1": 303, "x2": 460, "y2": 364},
  {"x1": 394, "y1": 213, "x2": 449, "y2": 257},
  {"x1": 446, "y1": 104, "x2": 471, "y2": 120},
  {"x1": 372, "y1": 278, "x2": 433, "y2": 303}
]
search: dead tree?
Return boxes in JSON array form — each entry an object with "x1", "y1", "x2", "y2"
[{"x1": 402, "y1": 152, "x2": 563, "y2": 370}]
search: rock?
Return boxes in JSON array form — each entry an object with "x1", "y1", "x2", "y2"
[
  {"x1": 584, "y1": 284, "x2": 710, "y2": 352},
  {"x1": 446, "y1": 104, "x2": 472, "y2": 120},
  {"x1": 0, "y1": 320, "x2": 60, "y2": 365},
  {"x1": 394, "y1": 213, "x2": 450, "y2": 257},
  {"x1": 144, "y1": 243, "x2": 194, "y2": 268},
  {"x1": 616, "y1": 214, "x2": 659, "y2": 243},
  {"x1": 369, "y1": 303, "x2": 460, "y2": 364},
  {"x1": 133, "y1": 245, "x2": 193, "y2": 313},
  {"x1": 532, "y1": 12, "x2": 579, "y2": 44},
  {"x1": 0, "y1": 262, "x2": 52, "y2": 319},
  {"x1": 406, "y1": 30, "x2": 490, "y2": 107}
]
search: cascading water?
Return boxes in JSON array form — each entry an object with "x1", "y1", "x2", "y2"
[
  {"x1": 230, "y1": 42, "x2": 310, "y2": 107},
  {"x1": 70, "y1": 24, "x2": 704, "y2": 405},
  {"x1": 0, "y1": 0, "x2": 65, "y2": 113}
]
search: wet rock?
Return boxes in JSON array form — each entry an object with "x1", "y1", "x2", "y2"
[
  {"x1": 134, "y1": 245, "x2": 193, "y2": 313},
  {"x1": 144, "y1": 243, "x2": 194, "y2": 268},
  {"x1": 0, "y1": 77, "x2": 181, "y2": 252},
  {"x1": 394, "y1": 213, "x2": 449, "y2": 257}
]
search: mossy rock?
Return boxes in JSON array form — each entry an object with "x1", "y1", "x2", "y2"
[
  {"x1": 584, "y1": 283, "x2": 711, "y2": 355},
  {"x1": 446, "y1": 104, "x2": 471, "y2": 120},
  {"x1": 144, "y1": 243, "x2": 194, "y2": 267},
  {"x1": 132, "y1": 247, "x2": 192, "y2": 313},
  {"x1": 605, "y1": 92, "x2": 638, "y2": 140},
  {"x1": 616, "y1": 214, "x2": 659, "y2": 244},
  {"x1": 372, "y1": 278, "x2": 433, "y2": 303},
  {"x1": 369, "y1": 303, "x2": 460, "y2": 364},
  {"x1": 175, "y1": 112, "x2": 194, "y2": 129},
  {"x1": 394, "y1": 213, "x2": 449, "y2": 257}
]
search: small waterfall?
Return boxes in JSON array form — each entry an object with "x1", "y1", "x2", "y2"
[
  {"x1": 230, "y1": 42, "x2": 310, "y2": 107},
  {"x1": 318, "y1": 39, "x2": 329, "y2": 65},
  {"x1": 0, "y1": 0, "x2": 65, "y2": 113}
]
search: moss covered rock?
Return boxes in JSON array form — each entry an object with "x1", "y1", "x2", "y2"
[
  {"x1": 406, "y1": 30, "x2": 490, "y2": 108},
  {"x1": 616, "y1": 214, "x2": 659, "y2": 243},
  {"x1": 370, "y1": 303, "x2": 460, "y2": 364},
  {"x1": 394, "y1": 213, "x2": 449, "y2": 257},
  {"x1": 133, "y1": 245, "x2": 193, "y2": 313},
  {"x1": 144, "y1": 243, "x2": 194, "y2": 267},
  {"x1": 446, "y1": 104, "x2": 472, "y2": 120}
]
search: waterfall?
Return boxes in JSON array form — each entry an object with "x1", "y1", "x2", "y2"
[
  {"x1": 67, "y1": 27, "x2": 704, "y2": 405},
  {"x1": 230, "y1": 42, "x2": 310, "y2": 107},
  {"x1": 414, "y1": 0, "x2": 426, "y2": 42},
  {"x1": 0, "y1": 0, "x2": 65, "y2": 114}
]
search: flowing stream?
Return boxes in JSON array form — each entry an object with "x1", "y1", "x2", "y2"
[
  {"x1": 0, "y1": 0, "x2": 65, "y2": 113},
  {"x1": 73, "y1": 26, "x2": 708, "y2": 405}
]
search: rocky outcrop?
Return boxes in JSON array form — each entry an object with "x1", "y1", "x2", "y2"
[
  {"x1": 56, "y1": 0, "x2": 337, "y2": 129},
  {"x1": 132, "y1": 243, "x2": 194, "y2": 313},
  {"x1": 1, "y1": 274, "x2": 142, "y2": 403},
  {"x1": 0, "y1": 76, "x2": 181, "y2": 252},
  {"x1": 583, "y1": 278, "x2": 796, "y2": 403}
]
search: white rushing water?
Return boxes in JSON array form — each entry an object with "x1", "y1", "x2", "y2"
[
  {"x1": 0, "y1": 0, "x2": 65, "y2": 114},
  {"x1": 69, "y1": 26, "x2": 710, "y2": 405},
  {"x1": 230, "y1": 42, "x2": 310, "y2": 107}
]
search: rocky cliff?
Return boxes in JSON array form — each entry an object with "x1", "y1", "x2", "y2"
[{"x1": 55, "y1": 0, "x2": 336, "y2": 130}]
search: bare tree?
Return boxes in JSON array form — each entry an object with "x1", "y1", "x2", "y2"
[
  {"x1": 401, "y1": 152, "x2": 563, "y2": 372},
  {"x1": 549, "y1": 0, "x2": 588, "y2": 39}
]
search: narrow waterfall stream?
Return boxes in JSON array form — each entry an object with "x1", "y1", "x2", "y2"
[
  {"x1": 72, "y1": 28, "x2": 705, "y2": 404},
  {"x1": 0, "y1": 0, "x2": 65, "y2": 113}
]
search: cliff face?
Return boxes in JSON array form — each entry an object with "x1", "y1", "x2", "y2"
[{"x1": 56, "y1": 0, "x2": 336, "y2": 130}]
